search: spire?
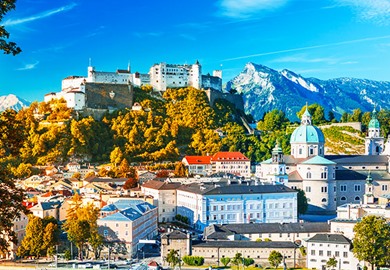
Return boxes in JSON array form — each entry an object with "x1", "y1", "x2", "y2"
[
  {"x1": 366, "y1": 171, "x2": 373, "y2": 184},
  {"x1": 368, "y1": 106, "x2": 380, "y2": 129},
  {"x1": 301, "y1": 103, "x2": 312, "y2": 125}
]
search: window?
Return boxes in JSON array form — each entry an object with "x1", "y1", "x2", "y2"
[
  {"x1": 103, "y1": 230, "x2": 108, "y2": 236},
  {"x1": 335, "y1": 251, "x2": 339, "y2": 257},
  {"x1": 321, "y1": 172, "x2": 327, "y2": 179},
  {"x1": 309, "y1": 148, "x2": 314, "y2": 155},
  {"x1": 306, "y1": 186, "x2": 311, "y2": 192},
  {"x1": 340, "y1": 196, "x2": 346, "y2": 201},
  {"x1": 213, "y1": 206, "x2": 217, "y2": 211},
  {"x1": 311, "y1": 250, "x2": 315, "y2": 256},
  {"x1": 354, "y1": 184, "x2": 361, "y2": 192},
  {"x1": 306, "y1": 172, "x2": 312, "y2": 179},
  {"x1": 319, "y1": 250, "x2": 323, "y2": 256},
  {"x1": 343, "y1": 252, "x2": 348, "y2": 258},
  {"x1": 322, "y1": 198, "x2": 327, "y2": 203},
  {"x1": 340, "y1": 185, "x2": 347, "y2": 192},
  {"x1": 321, "y1": 186, "x2": 328, "y2": 193},
  {"x1": 327, "y1": 251, "x2": 331, "y2": 257},
  {"x1": 382, "y1": 185, "x2": 388, "y2": 191},
  {"x1": 355, "y1": 196, "x2": 361, "y2": 201},
  {"x1": 116, "y1": 223, "x2": 119, "y2": 227}
]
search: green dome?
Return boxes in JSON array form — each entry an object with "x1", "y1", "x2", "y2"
[
  {"x1": 290, "y1": 125, "x2": 325, "y2": 144},
  {"x1": 368, "y1": 108, "x2": 380, "y2": 129},
  {"x1": 368, "y1": 118, "x2": 380, "y2": 129}
]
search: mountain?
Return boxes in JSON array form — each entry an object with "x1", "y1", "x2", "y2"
[
  {"x1": 0, "y1": 94, "x2": 31, "y2": 112},
  {"x1": 226, "y1": 62, "x2": 390, "y2": 121}
]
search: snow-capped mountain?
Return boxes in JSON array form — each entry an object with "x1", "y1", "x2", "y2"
[
  {"x1": 226, "y1": 62, "x2": 390, "y2": 121},
  {"x1": 0, "y1": 94, "x2": 31, "y2": 112}
]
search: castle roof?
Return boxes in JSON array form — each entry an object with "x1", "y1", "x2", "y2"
[{"x1": 290, "y1": 124, "x2": 325, "y2": 144}]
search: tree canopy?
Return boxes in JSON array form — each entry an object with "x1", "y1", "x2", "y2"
[
  {"x1": 0, "y1": 0, "x2": 21, "y2": 55},
  {"x1": 353, "y1": 215, "x2": 390, "y2": 270}
]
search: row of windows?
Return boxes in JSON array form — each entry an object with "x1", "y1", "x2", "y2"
[{"x1": 310, "y1": 250, "x2": 348, "y2": 258}]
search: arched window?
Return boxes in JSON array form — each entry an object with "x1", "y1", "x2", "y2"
[
  {"x1": 321, "y1": 198, "x2": 327, "y2": 203},
  {"x1": 355, "y1": 196, "x2": 360, "y2": 201},
  {"x1": 307, "y1": 172, "x2": 312, "y2": 179},
  {"x1": 340, "y1": 197, "x2": 346, "y2": 201}
]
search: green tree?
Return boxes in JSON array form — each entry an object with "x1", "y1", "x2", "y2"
[
  {"x1": 327, "y1": 111, "x2": 336, "y2": 122},
  {"x1": 297, "y1": 104, "x2": 326, "y2": 124},
  {"x1": 166, "y1": 249, "x2": 180, "y2": 268},
  {"x1": 89, "y1": 227, "x2": 103, "y2": 260},
  {"x1": 243, "y1": 257, "x2": 254, "y2": 267},
  {"x1": 268, "y1": 250, "x2": 283, "y2": 269},
  {"x1": 17, "y1": 215, "x2": 44, "y2": 258},
  {"x1": 0, "y1": 0, "x2": 21, "y2": 55},
  {"x1": 326, "y1": 257, "x2": 337, "y2": 269},
  {"x1": 297, "y1": 189, "x2": 308, "y2": 215},
  {"x1": 351, "y1": 108, "x2": 362, "y2": 122},
  {"x1": 231, "y1": 252, "x2": 243, "y2": 268},
  {"x1": 353, "y1": 215, "x2": 390, "y2": 270},
  {"x1": 257, "y1": 109, "x2": 289, "y2": 132},
  {"x1": 221, "y1": 257, "x2": 231, "y2": 267}
]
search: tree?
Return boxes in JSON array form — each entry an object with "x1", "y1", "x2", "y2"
[
  {"x1": 326, "y1": 257, "x2": 337, "y2": 269},
  {"x1": 17, "y1": 215, "x2": 44, "y2": 258},
  {"x1": 174, "y1": 162, "x2": 187, "y2": 177},
  {"x1": 268, "y1": 250, "x2": 283, "y2": 269},
  {"x1": 296, "y1": 104, "x2": 326, "y2": 124},
  {"x1": 231, "y1": 252, "x2": 243, "y2": 268},
  {"x1": 72, "y1": 172, "x2": 81, "y2": 180},
  {"x1": 0, "y1": 0, "x2": 22, "y2": 55},
  {"x1": 166, "y1": 249, "x2": 180, "y2": 268},
  {"x1": 89, "y1": 227, "x2": 103, "y2": 260},
  {"x1": 110, "y1": 147, "x2": 124, "y2": 167},
  {"x1": 243, "y1": 257, "x2": 254, "y2": 267},
  {"x1": 257, "y1": 109, "x2": 289, "y2": 132},
  {"x1": 297, "y1": 189, "x2": 308, "y2": 215},
  {"x1": 65, "y1": 219, "x2": 91, "y2": 260},
  {"x1": 42, "y1": 222, "x2": 59, "y2": 257},
  {"x1": 353, "y1": 215, "x2": 390, "y2": 270},
  {"x1": 220, "y1": 257, "x2": 230, "y2": 267},
  {"x1": 123, "y1": 177, "x2": 138, "y2": 189}
]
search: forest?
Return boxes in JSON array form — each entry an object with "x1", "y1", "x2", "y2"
[{"x1": 1, "y1": 86, "x2": 389, "y2": 179}]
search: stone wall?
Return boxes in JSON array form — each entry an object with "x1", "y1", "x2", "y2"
[
  {"x1": 84, "y1": 82, "x2": 133, "y2": 110},
  {"x1": 203, "y1": 89, "x2": 244, "y2": 111}
]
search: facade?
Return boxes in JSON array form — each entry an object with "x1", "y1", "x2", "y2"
[
  {"x1": 149, "y1": 61, "x2": 201, "y2": 91},
  {"x1": 0, "y1": 212, "x2": 28, "y2": 259},
  {"x1": 203, "y1": 222, "x2": 330, "y2": 243},
  {"x1": 210, "y1": 152, "x2": 251, "y2": 178},
  {"x1": 182, "y1": 156, "x2": 212, "y2": 176},
  {"x1": 176, "y1": 183, "x2": 297, "y2": 231},
  {"x1": 259, "y1": 106, "x2": 390, "y2": 214},
  {"x1": 97, "y1": 200, "x2": 158, "y2": 257},
  {"x1": 306, "y1": 234, "x2": 360, "y2": 270},
  {"x1": 141, "y1": 180, "x2": 181, "y2": 223}
]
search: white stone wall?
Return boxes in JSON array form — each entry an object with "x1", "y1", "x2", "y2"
[{"x1": 62, "y1": 77, "x2": 85, "y2": 90}]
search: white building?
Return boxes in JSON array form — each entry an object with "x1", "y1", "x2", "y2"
[
  {"x1": 149, "y1": 61, "x2": 201, "y2": 91},
  {"x1": 210, "y1": 152, "x2": 251, "y2": 178},
  {"x1": 182, "y1": 156, "x2": 212, "y2": 176},
  {"x1": 306, "y1": 234, "x2": 361, "y2": 270},
  {"x1": 259, "y1": 106, "x2": 390, "y2": 214}
]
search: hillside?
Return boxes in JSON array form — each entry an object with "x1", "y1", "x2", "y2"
[
  {"x1": 226, "y1": 62, "x2": 390, "y2": 121},
  {"x1": 321, "y1": 125, "x2": 365, "y2": 155}
]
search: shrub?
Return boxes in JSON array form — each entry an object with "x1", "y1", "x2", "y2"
[{"x1": 182, "y1": 255, "x2": 204, "y2": 266}]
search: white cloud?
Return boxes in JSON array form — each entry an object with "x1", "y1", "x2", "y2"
[
  {"x1": 217, "y1": 0, "x2": 289, "y2": 18},
  {"x1": 334, "y1": 0, "x2": 390, "y2": 24},
  {"x1": 17, "y1": 61, "x2": 39, "y2": 71},
  {"x1": 4, "y1": 3, "x2": 77, "y2": 26}
]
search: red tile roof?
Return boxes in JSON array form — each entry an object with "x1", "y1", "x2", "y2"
[
  {"x1": 211, "y1": 152, "x2": 250, "y2": 161},
  {"x1": 142, "y1": 180, "x2": 181, "y2": 190},
  {"x1": 183, "y1": 156, "x2": 212, "y2": 165}
]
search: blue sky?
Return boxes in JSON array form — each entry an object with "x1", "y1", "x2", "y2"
[{"x1": 2, "y1": 0, "x2": 390, "y2": 102}]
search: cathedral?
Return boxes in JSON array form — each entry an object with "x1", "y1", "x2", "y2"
[{"x1": 259, "y1": 106, "x2": 390, "y2": 214}]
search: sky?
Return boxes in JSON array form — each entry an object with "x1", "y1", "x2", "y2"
[{"x1": 2, "y1": 0, "x2": 390, "y2": 102}]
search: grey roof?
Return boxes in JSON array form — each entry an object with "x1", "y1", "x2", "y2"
[
  {"x1": 325, "y1": 155, "x2": 388, "y2": 165},
  {"x1": 204, "y1": 184, "x2": 296, "y2": 195},
  {"x1": 204, "y1": 222, "x2": 330, "y2": 240},
  {"x1": 336, "y1": 170, "x2": 390, "y2": 181},
  {"x1": 306, "y1": 233, "x2": 352, "y2": 244},
  {"x1": 161, "y1": 230, "x2": 188, "y2": 240},
  {"x1": 193, "y1": 240, "x2": 297, "y2": 249}
]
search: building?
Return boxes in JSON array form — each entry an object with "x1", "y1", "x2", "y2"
[
  {"x1": 176, "y1": 182, "x2": 297, "y2": 231},
  {"x1": 161, "y1": 230, "x2": 302, "y2": 268},
  {"x1": 306, "y1": 234, "x2": 360, "y2": 270},
  {"x1": 97, "y1": 200, "x2": 158, "y2": 257},
  {"x1": 258, "y1": 106, "x2": 390, "y2": 214},
  {"x1": 203, "y1": 222, "x2": 330, "y2": 243},
  {"x1": 149, "y1": 61, "x2": 222, "y2": 92},
  {"x1": 149, "y1": 61, "x2": 202, "y2": 91},
  {"x1": 141, "y1": 180, "x2": 182, "y2": 223},
  {"x1": 182, "y1": 152, "x2": 251, "y2": 178},
  {"x1": 182, "y1": 156, "x2": 212, "y2": 176},
  {"x1": 0, "y1": 212, "x2": 28, "y2": 259}
]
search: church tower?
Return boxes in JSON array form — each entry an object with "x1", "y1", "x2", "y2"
[
  {"x1": 365, "y1": 108, "x2": 384, "y2": 155},
  {"x1": 269, "y1": 141, "x2": 288, "y2": 184},
  {"x1": 363, "y1": 171, "x2": 375, "y2": 204}
]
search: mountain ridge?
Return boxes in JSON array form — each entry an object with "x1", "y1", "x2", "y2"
[
  {"x1": 226, "y1": 62, "x2": 390, "y2": 121},
  {"x1": 0, "y1": 94, "x2": 31, "y2": 112}
]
